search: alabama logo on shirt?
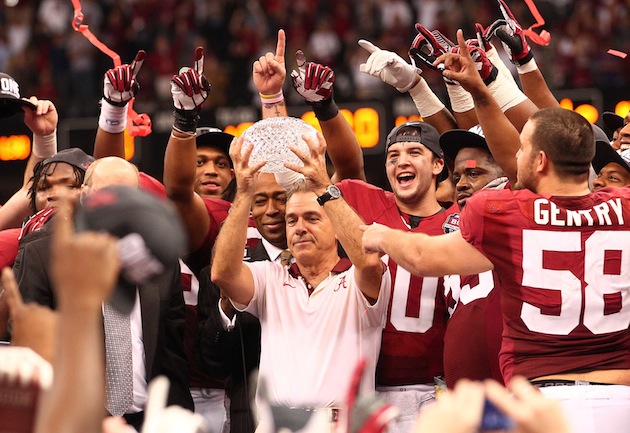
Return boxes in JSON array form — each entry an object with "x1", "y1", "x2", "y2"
[{"x1": 442, "y1": 213, "x2": 460, "y2": 233}]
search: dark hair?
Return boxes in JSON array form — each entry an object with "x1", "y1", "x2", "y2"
[
  {"x1": 28, "y1": 161, "x2": 86, "y2": 213},
  {"x1": 221, "y1": 178, "x2": 237, "y2": 202},
  {"x1": 529, "y1": 108, "x2": 594, "y2": 177}
]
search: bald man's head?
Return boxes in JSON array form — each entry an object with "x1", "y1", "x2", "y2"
[{"x1": 82, "y1": 157, "x2": 140, "y2": 196}]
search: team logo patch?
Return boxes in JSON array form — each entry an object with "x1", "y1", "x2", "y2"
[{"x1": 442, "y1": 213, "x2": 460, "y2": 233}]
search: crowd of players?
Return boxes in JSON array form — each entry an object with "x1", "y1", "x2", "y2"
[
  {"x1": 1, "y1": 2, "x2": 630, "y2": 433},
  {"x1": 2, "y1": 0, "x2": 629, "y2": 117}
]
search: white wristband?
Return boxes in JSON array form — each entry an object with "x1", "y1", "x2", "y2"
[
  {"x1": 445, "y1": 82, "x2": 474, "y2": 113},
  {"x1": 486, "y1": 44, "x2": 518, "y2": 86},
  {"x1": 274, "y1": 170, "x2": 305, "y2": 190},
  {"x1": 486, "y1": 71, "x2": 527, "y2": 112},
  {"x1": 32, "y1": 129, "x2": 57, "y2": 158},
  {"x1": 98, "y1": 98, "x2": 128, "y2": 134},
  {"x1": 408, "y1": 79, "x2": 445, "y2": 118},
  {"x1": 516, "y1": 58, "x2": 538, "y2": 75}
]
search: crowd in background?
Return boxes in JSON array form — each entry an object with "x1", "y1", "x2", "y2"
[{"x1": 2, "y1": 0, "x2": 630, "y2": 119}]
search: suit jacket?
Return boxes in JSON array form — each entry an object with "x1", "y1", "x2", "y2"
[
  {"x1": 195, "y1": 240, "x2": 266, "y2": 433},
  {"x1": 13, "y1": 224, "x2": 193, "y2": 411}
]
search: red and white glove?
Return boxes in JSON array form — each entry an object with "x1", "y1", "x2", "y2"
[
  {"x1": 291, "y1": 50, "x2": 334, "y2": 102},
  {"x1": 171, "y1": 47, "x2": 211, "y2": 134},
  {"x1": 171, "y1": 47, "x2": 211, "y2": 112},
  {"x1": 475, "y1": 22, "x2": 494, "y2": 52},
  {"x1": 488, "y1": 0, "x2": 534, "y2": 66},
  {"x1": 409, "y1": 24, "x2": 455, "y2": 71},
  {"x1": 103, "y1": 51, "x2": 145, "y2": 107},
  {"x1": 451, "y1": 39, "x2": 498, "y2": 85}
]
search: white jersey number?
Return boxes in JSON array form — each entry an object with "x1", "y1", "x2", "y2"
[
  {"x1": 390, "y1": 266, "x2": 439, "y2": 333},
  {"x1": 521, "y1": 230, "x2": 630, "y2": 335},
  {"x1": 444, "y1": 271, "x2": 495, "y2": 316}
]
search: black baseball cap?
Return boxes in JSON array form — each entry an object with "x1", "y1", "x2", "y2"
[
  {"x1": 592, "y1": 139, "x2": 630, "y2": 175},
  {"x1": 74, "y1": 185, "x2": 187, "y2": 314},
  {"x1": 602, "y1": 112, "x2": 624, "y2": 134},
  {"x1": 439, "y1": 125, "x2": 489, "y2": 168},
  {"x1": 0, "y1": 72, "x2": 36, "y2": 118},
  {"x1": 196, "y1": 127, "x2": 235, "y2": 166},
  {"x1": 41, "y1": 148, "x2": 94, "y2": 172},
  {"x1": 385, "y1": 120, "x2": 448, "y2": 181}
]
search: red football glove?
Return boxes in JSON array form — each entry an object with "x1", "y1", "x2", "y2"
[
  {"x1": 103, "y1": 50, "x2": 145, "y2": 106},
  {"x1": 409, "y1": 23, "x2": 456, "y2": 71},
  {"x1": 291, "y1": 50, "x2": 335, "y2": 103},
  {"x1": 171, "y1": 47, "x2": 211, "y2": 112},
  {"x1": 451, "y1": 39, "x2": 498, "y2": 85}
]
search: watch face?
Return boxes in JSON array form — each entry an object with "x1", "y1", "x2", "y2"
[{"x1": 328, "y1": 185, "x2": 342, "y2": 198}]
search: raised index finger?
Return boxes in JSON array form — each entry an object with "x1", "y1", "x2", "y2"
[
  {"x1": 2, "y1": 267, "x2": 24, "y2": 316},
  {"x1": 131, "y1": 50, "x2": 146, "y2": 79},
  {"x1": 193, "y1": 47, "x2": 205, "y2": 75},
  {"x1": 456, "y1": 29, "x2": 470, "y2": 59},
  {"x1": 275, "y1": 29, "x2": 286, "y2": 61},
  {"x1": 51, "y1": 199, "x2": 75, "y2": 254},
  {"x1": 358, "y1": 39, "x2": 378, "y2": 54}
]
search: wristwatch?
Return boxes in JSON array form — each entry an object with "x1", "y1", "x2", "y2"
[{"x1": 316, "y1": 185, "x2": 343, "y2": 206}]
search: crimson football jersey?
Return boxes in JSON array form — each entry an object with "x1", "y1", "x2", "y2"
[
  {"x1": 339, "y1": 179, "x2": 459, "y2": 385},
  {"x1": 179, "y1": 198, "x2": 231, "y2": 389},
  {"x1": 460, "y1": 187, "x2": 630, "y2": 382},
  {"x1": 443, "y1": 271, "x2": 503, "y2": 388},
  {"x1": 184, "y1": 198, "x2": 231, "y2": 276},
  {"x1": 0, "y1": 228, "x2": 20, "y2": 269}
]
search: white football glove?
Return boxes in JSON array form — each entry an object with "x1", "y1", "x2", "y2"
[
  {"x1": 358, "y1": 39, "x2": 420, "y2": 93},
  {"x1": 104, "y1": 50, "x2": 145, "y2": 106}
]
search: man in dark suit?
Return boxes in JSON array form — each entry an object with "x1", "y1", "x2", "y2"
[{"x1": 13, "y1": 156, "x2": 193, "y2": 430}]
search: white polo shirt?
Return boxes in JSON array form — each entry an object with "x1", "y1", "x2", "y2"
[{"x1": 235, "y1": 258, "x2": 391, "y2": 409}]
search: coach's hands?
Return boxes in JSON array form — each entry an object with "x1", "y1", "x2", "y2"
[
  {"x1": 284, "y1": 132, "x2": 331, "y2": 193},
  {"x1": 229, "y1": 136, "x2": 266, "y2": 197}
]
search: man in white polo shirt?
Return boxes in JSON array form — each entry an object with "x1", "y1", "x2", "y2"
[{"x1": 211, "y1": 131, "x2": 391, "y2": 415}]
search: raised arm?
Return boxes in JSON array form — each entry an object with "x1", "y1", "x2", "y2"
[
  {"x1": 286, "y1": 133, "x2": 385, "y2": 300},
  {"x1": 0, "y1": 98, "x2": 58, "y2": 229},
  {"x1": 210, "y1": 137, "x2": 265, "y2": 306},
  {"x1": 436, "y1": 30, "x2": 523, "y2": 186},
  {"x1": 164, "y1": 48, "x2": 213, "y2": 252},
  {"x1": 361, "y1": 222, "x2": 493, "y2": 277},
  {"x1": 290, "y1": 50, "x2": 366, "y2": 181},
  {"x1": 93, "y1": 51, "x2": 145, "y2": 159},
  {"x1": 488, "y1": 4, "x2": 559, "y2": 110},
  {"x1": 358, "y1": 37, "x2": 458, "y2": 134},
  {"x1": 254, "y1": 29, "x2": 288, "y2": 119}
]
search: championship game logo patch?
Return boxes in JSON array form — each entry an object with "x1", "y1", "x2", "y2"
[{"x1": 442, "y1": 213, "x2": 460, "y2": 233}]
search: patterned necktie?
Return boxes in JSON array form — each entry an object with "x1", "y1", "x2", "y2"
[
  {"x1": 103, "y1": 302, "x2": 134, "y2": 416},
  {"x1": 280, "y1": 249, "x2": 293, "y2": 267}
]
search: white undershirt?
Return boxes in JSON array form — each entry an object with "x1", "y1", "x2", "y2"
[{"x1": 129, "y1": 290, "x2": 147, "y2": 413}]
